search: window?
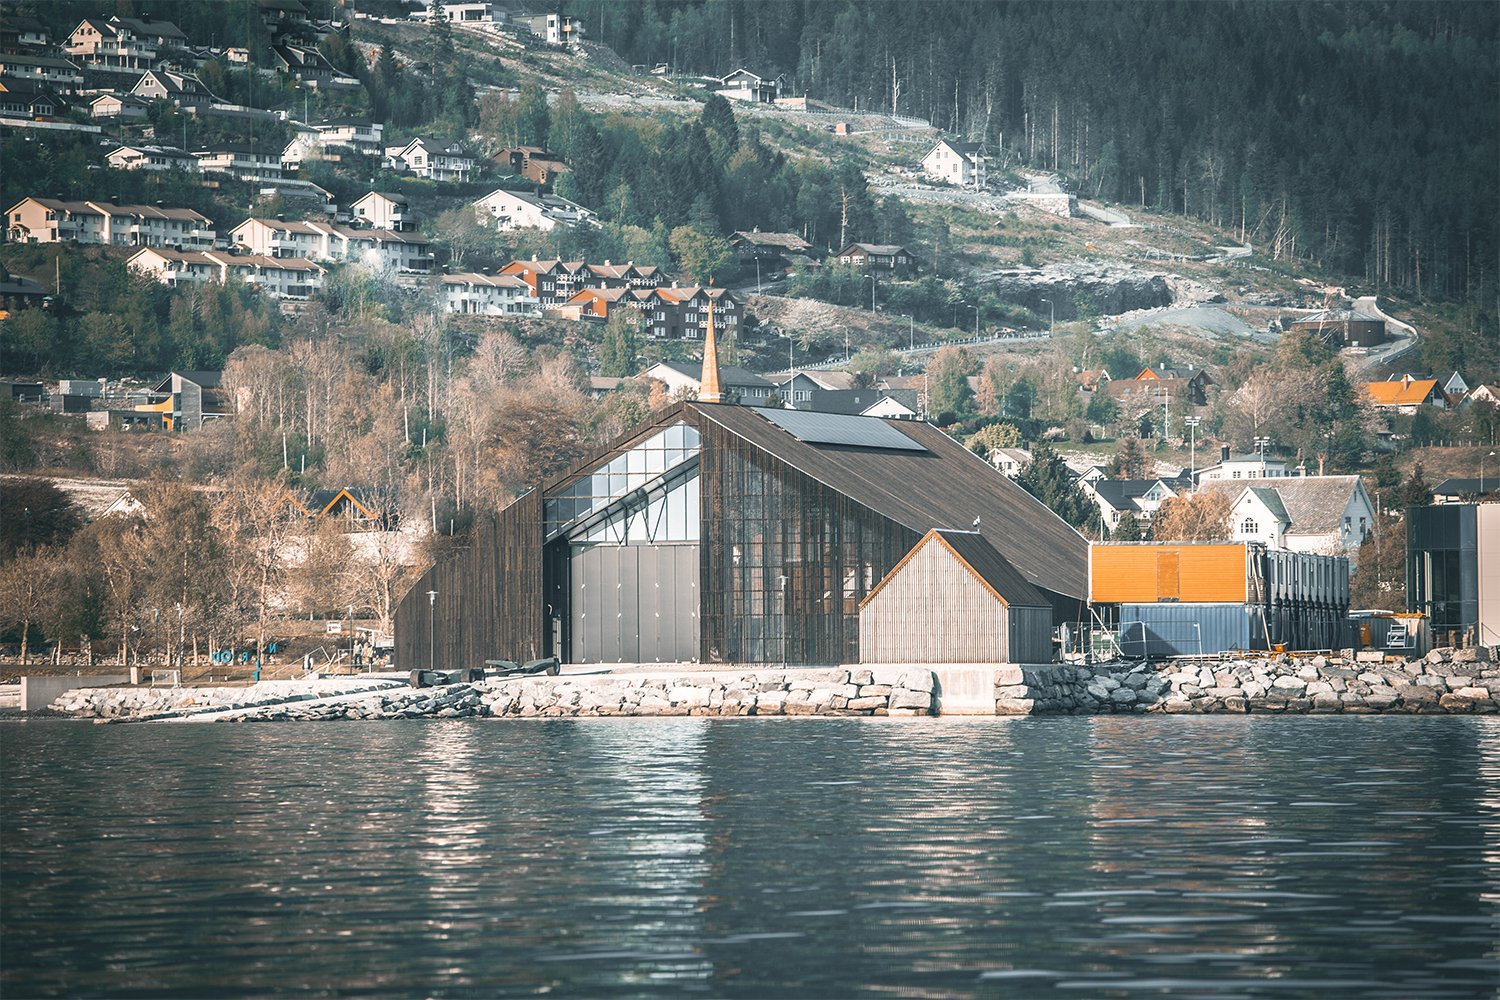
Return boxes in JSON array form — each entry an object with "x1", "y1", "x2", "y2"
[
  {"x1": 1344, "y1": 516, "x2": 1352, "y2": 533},
  {"x1": 1241, "y1": 519, "x2": 1258, "y2": 534},
  {"x1": 1232, "y1": 471, "x2": 1242, "y2": 479}
]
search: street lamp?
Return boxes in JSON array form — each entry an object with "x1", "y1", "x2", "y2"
[
  {"x1": 1483, "y1": 451, "x2": 1497, "y2": 495},
  {"x1": 970, "y1": 304, "x2": 980, "y2": 337},
  {"x1": 426, "y1": 589, "x2": 438, "y2": 671},
  {"x1": 1038, "y1": 297, "x2": 1055, "y2": 336},
  {"x1": 865, "y1": 273, "x2": 877, "y2": 311},
  {"x1": 902, "y1": 314, "x2": 913, "y2": 351},
  {"x1": 347, "y1": 603, "x2": 355, "y2": 671},
  {"x1": 1254, "y1": 436, "x2": 1271, "y2": 457},
  {"x1": 1184, "y1": 416, "x2": 1201, "y2": 480},
  {"x1": 755, "y1": 256, "x2": 762, "y2": 295}
]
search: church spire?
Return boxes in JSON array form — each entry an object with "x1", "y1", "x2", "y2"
[{"x1": 699, "y1": 281, "x2": 723, "y2": 403}]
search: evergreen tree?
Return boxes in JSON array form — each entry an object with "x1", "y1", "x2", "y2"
[
  {"x1": 1016, "y1": 443, "x2": 1097, "y2": 533},
  {"x1": 599, "y1": 310, "x2": 641, "y2": 377}
]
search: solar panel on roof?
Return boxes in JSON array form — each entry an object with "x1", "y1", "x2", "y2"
[{"x1": 755, "y1": 407, "x2": 928, "y2": 452}]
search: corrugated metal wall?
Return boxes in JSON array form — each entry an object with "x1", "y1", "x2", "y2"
[{"x1": 1118, "y1": 603, "x2": 1263, "y2": 657}]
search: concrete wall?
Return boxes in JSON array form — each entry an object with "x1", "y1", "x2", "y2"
[{"x1": 22, "y1": 674, "x2": 129, "y2": 711}]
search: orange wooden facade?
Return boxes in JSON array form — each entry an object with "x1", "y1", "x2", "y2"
[{"x1": 1090, "y1": 543, "x2": 1249, "y2": 604}]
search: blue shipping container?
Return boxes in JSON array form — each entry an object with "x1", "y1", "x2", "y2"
[{"x1": 1118, "y1": 603, "x2": 1268, "y2": 658}]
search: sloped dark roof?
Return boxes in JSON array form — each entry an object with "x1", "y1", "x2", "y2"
[
  {"x1": 696, "y1": 404, "x2": 1088, "y2": 602},
  {"x1": 656, "y1": 361, "x2": 773, "y2": 389},
  {"x1": 1198, "y1": 475, "x2": 1363, "y2": 535},
  {"x1": 933, "y1": 530, "x2": 1049, "y2": 607},
  {"x1": 1432, "y1": 478, "x2": 1500, "y2": 497}
]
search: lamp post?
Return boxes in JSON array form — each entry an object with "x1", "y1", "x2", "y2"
[
  {"x1": 903, "y1": 314, "x2": 913, "y2": 352},
  {"x1": 347, "y1": 602, "x2": 355, "y2": 671},
  {"x1": 1184, "y1": 416, "x2": 1201, "y2": 481},
  {"x1": 1039, "y1": 297, "x2": 1054, "y2": 336},
  {"x1": 1254, "y1": 435, "x2": 1270, "y2": 458},
  {"x1": 426, "y1": 589, "x2": 437, "y2": 670},
  {"x1": 1484, "y1": 451, "x2": 1497, "y2": 495},
  {"x1": 777, "y1": 575, "x2": 788, "y2": 670},
  {"x1": 755, "y1": 256, "x2": 762, "y2": 295},
  {"x1": 970, "y1": 304, "x2": 979, "y2": 337},
  {"x1": 865, "y1": 273, "x2": 877, "y2": 311}
]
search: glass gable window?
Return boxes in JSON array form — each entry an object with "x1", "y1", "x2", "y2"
[{"x1": 544, "y1": 422, "x2": 700, "y2": 539}]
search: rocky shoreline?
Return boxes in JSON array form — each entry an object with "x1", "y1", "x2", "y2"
[{"x1": 36, "y1": 648, "x2": 1498, "y2": 722}]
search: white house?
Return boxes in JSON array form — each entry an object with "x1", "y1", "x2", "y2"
[
  {"x1": 194, "y1": 144, "x2": 284, "y2": 182},
  {"x1": 1195, "y1": 445, "x2": 1290, "y2": 483},
  {"x1": 349, "y1": 191, "x2": 412, "y2": 231},
  {"x1": 128, "y1": 247, "x2": 325, "y2": 299},
  {"x1": 1198, "y1": 475, "x2": 1375, "y2": 562},
  {"x1": 1080, "y1": 477, "x2": 1186, "y2": 533},
  {"x1": 385, "y1": 136, "x2": 475, "y2": 181},
  {"x1": 473, "y1": 189, "x2": 596, "y2": 231},
  {"x1": 989, "y1": 446, "x2": 1031, "y2": 478},
  {"x1": 66, "y1": 15, "x2": 185, "y2": 72},
  {"x1": 921, "y1": 137, "x2": 986, "y2": 188},
  {"x1": 518, "y1": 12, "x2": 583, "y2": 45},
  {"x1": 440, "y1": 273, "x2": 540, "y2": 316},
  {"x1": 90, "y1": 93, "x2": 149, "y2": 119},
  {"x1": 861, "y1": 395, "x2": 919, "y2": 419},
  {"x1": 228, "y1": 218, "x2": 434, "y2": 273},
  {"x1": 105, "y1": 143, "x2": 197, "y2": 171},
  {"x1": 0, "y1": 53, "x2": 85, "y2": 90}
]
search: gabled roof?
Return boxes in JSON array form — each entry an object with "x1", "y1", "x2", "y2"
[
  {"x1": 731, "y1": 230, "x2": 813, "y2": 251},
  {"x1": 838, "y1": 242, "x2": 913, "y2": 257},
  {"x1": 1243, "y1": 486, "x2": 1290, "y2": 525},
  {"x1": 1431, "y1": 478, "x2": 1500, "y2": 497},
  {"x1": 651, "y1": 361, "x2": 773, "y2": 389},
  {"x1": 1365, "y1": 377, "x2": 1439, "y2": 406},
  {"x1": 1136, "y1": 363, "x2": 1211, "y2": 382},
  {"x1": 862, "y1": 528, "x2": 1049, "y2": 610},
  {"x1": 926, "y1": 137, "x2": 984, "y2": 161},
  {"x1": 442, "y1": 272, "x2": 528, "y2": 288},
  {"x1": 1198, "y1": 475, "x2": 1365, "y2": 536}
]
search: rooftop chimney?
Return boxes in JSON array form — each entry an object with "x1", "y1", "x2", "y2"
[{"x1": 1220, "y1": 444, "x2": 1230, "y2": 463}]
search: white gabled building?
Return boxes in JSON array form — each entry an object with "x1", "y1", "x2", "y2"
[
  {"x1": 473, "y1": 189, "x2": 596, "y2": 232},
  {"x1": 440, "y1": 273, "x2": 540, "y2": 316},
  {"x1": 228, "y1": 218, "x2": 434, "y2": 273},
  {"x1": 349, "y1": 191, "x2": 412, "y2": 231},
  {"x1": 128, "y1": 247, "x2": 325, "y2": 299},
  {"x1": 1197, "y1": 475, "x2": 1376, "y2": 563},
  {"x1": 130, "y1": 69, "x2": 215, "y2": 108},
  {"x1": 384, "y1": 136, "x2": 475, "y2": 181},
  {"x1": 105, "y1": 143, "x2": 197, "y2": 172},
  {"x1": 921, "y1": 137, "x2": 986, "y2": 189}
]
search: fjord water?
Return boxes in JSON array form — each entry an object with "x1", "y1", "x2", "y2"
[{"x1": 2, "y1": 718, "x2": 1498, "y2": 998}]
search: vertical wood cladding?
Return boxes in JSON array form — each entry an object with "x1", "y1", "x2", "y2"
[
  {"x1": 860, "y1": 540, "x2": 1008, "y2": 662},
  {"x1": 394, "y1": 489, "x2": 543, "y2": 669},
  {"x1": 699, "y1": 418, "x2": 918, "y2": 665}
]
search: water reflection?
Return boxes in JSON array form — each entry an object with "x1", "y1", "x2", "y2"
[{"x1": 1, "y1": 717, "x2": 1498, "y2": 998}]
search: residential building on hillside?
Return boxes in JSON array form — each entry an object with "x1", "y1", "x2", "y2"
[
  {"x1": 715, "y1": 68, "x2": 783, "y2": 103},
  {"x1": 228, "y1": 218, "x2": 433, "y2": 272},
  {"x1": 834, "y1": 242, "x2": 917, "y2": 272},
  {"x1": 519, "y1": 12, "x2": 583, "y2": 45},
  {"x1": 1364, "y1": 375, "x2": 1446, "y2": 413},
  {"x1": 643, "y1": 362, "x2": 776, "y2": 405},
  {"x1": 349, "y1": 191, "x2": 412, "y2": 231},
  {"x1": 1107, "y1": 363, "x2": 1215, "y2": 406},
  {"x1": 989, "y1": 447, "x2": 1032, "y2": 477},
  {"x1": 132, "y1": 370, "x2": 230, "y2": 431},
  {"x1": 127, "y1": 247, "x2": 325, "y2": 299},
  {"x1": 441, "y1": 272, "x2": 540, "y2": 316},
  {"x1": 385, "y1": 136, "x2": 475, "y2": 181},
  {"x1": 921, "y1": 137, "x2": 986, "y2": 188},
  {"x1": 494, "y1": 146, "x2": 568, "y2": 186},
  {"x1": 766, "y1": 370, "x2": 859, "y2": 406},
  {"x1": 1195, "y1": 444, "x2": 1290, "y2": 482},
  {"x1": 1288, "y1": 308, "x2": 1387, "y2": 348},
  {"x1": 1, "y1": 15, "x2": 52, "y2": 51},
  {"x1": 0, "y1": 80, "x2": 62, "y2": 116},
  {"x1": 283, "y1": 118, "x2": 384, "y2": 168},
  {"x1": 268, "y1": 43, "x2": 356, "y2": 86},
  {"x1": 90, "y1": 93, "x2": 150, "y2": 119},
  {"x1": 1461, "y1": 384, "x2": 1500, "y2": 408},
  {"x1": 66, "y1": 15, "x2": 185, "y2": 71},
  {"x1": 1080, "y1": 476, "x2": 1188, "y2": 533},
  {"x1": 796, "y1": 388, "x2": 920, "y2": 418},
  {"x1": 131, "y1": 69, "x2": 215, "y2": 108},
  {"x1": 194, "y1": 144, "x2": 285, "y2": 182},
  {"x1": 105, "y1": 143, "x2": 197, "y2": 171},
  {"x1": 1196, "y1": 475, "x2": 1375, "y2": 560},
  {"x1": 730, "y1": 229, "x2": 815, "y2": 267},
  {"x1": 0, "y1": 53, "x2": 84, "y2": 91},
  {"x1": 5, "y1": 198, "x2": 213, "y2": 248},
  {"x1": 1430, "y1": 479, "x2": 1500, "y2": 504},
  {"x1": 474, "y1": 189, "x2": 596, "y2": 231}
]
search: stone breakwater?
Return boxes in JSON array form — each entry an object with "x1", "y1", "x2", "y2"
[
  {"x1": 219, "y1": 668, "x2": 938, "y2": 722},
  {"x1": 51, "y1": 678, "x2": 401, "y2": 721},
  {"x1": 998, "y1": 646, "x2": 1498, "y2": 715}
]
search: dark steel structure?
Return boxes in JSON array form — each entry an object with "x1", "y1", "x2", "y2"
[{"x1": 395, "y1": 402, "x2": 1088, "y2": 669}]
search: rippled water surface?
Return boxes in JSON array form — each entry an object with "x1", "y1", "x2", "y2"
[{"x1": 3, "y1": 717, "x2": 1499, "y2": 998}]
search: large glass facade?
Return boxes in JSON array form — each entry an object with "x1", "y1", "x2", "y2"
[
  {"x1": 1407, "y1": 505, "x2": 1478, "y2": 645},
  {"x1": 700, "y1": 424, "x2": 917, "y2": 665},
  {"x1": 544, "y1": 423, "x2": 700, "y2": 540}
]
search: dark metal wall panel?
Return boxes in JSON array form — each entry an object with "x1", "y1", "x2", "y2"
[
  {"x1": 567, "y1": 543, "x2": 699, "y2": 663},
  {"x1": 394, "y1": 489, "x2": 543, "y2": 670}
]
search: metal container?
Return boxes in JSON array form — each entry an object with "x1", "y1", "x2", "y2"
[{"x1": 1118, "y1": 603, "x2": 1265, "y2": 658}]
